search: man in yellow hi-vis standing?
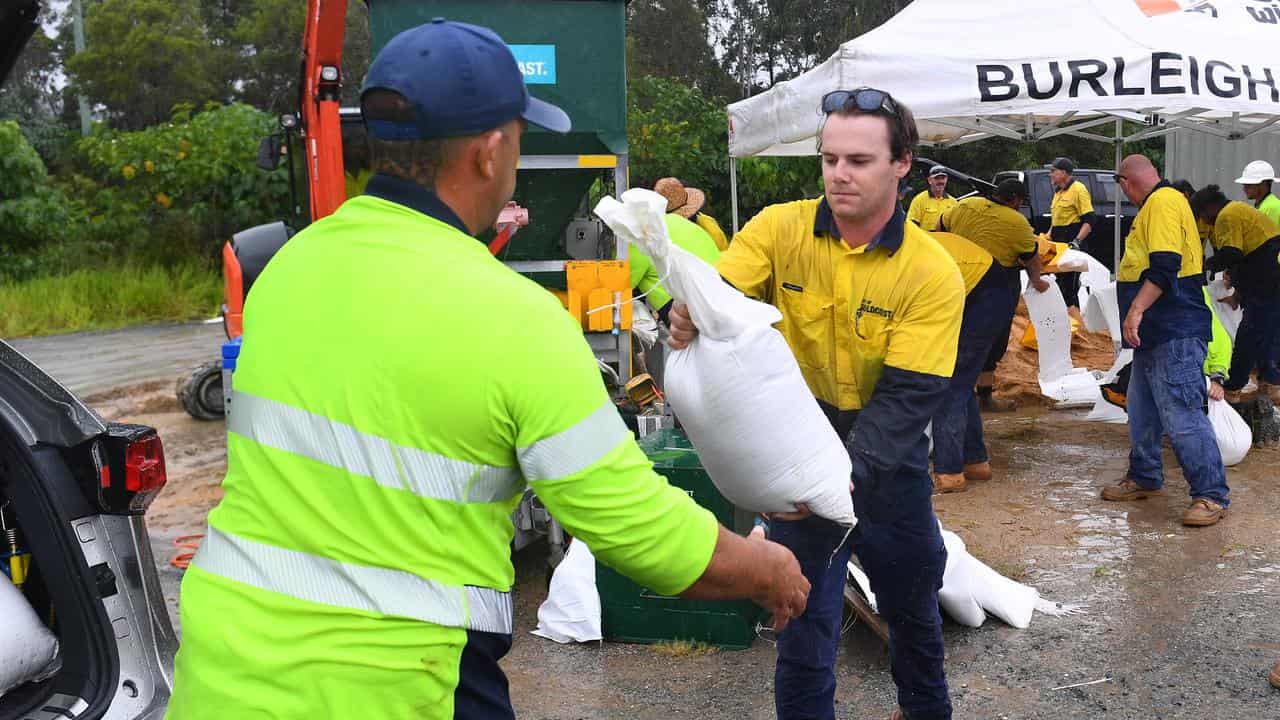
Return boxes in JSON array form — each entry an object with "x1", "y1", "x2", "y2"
[
  {"x1": 938, "y1": 181, "x2": 1050, "y2": 412},
  {"x1": 671, "y1": 88, "x2": 962, "y2": 720},
  {"x1": 1048, "y1": 157, "x2": 1097, "y2": 311},
  {"x1": 1101, "y1": 154, "x2": 1228, "y2": 528},
  {"x1": 907, "y1": 164, "x2": 958, "y2": 231},
  {"x1": 166, "y1": 19, "x2": 810, "y2": 720}
]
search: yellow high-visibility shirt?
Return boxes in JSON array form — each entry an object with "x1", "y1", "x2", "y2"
[{"x1": 717, "y1": 198, "x2": 963, "y2": 411}]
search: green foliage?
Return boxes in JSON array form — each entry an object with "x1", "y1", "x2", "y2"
[
  {"x1": 76, "y1": 103, "x2": 292, "y2": 260},
  {"x1": 0, "y1": 262, "x2": 221, "y2": 338},
  {"x1": 0, "y1": 122, "x2": 82, "y2": 258},
  {"x1": 627, "y1": 76, "x2": 819, "y2": 225},
  {"x1": 67, "y1": 0, "x2": 225, "y2": 130}
]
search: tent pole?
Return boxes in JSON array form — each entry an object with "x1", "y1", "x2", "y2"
[
  {"x1": 731, "y1": 156, "x2": 740, "y2": 234},
  {"x1": 1114, "y1": 119, "x2": 1123, "y2": 275}
]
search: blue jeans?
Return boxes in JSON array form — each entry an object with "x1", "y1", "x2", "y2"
[
  {"x1": 773, "y1": 434, "x2": 951, "y2": 720},
  {"x1": 933, "y1": 277, "x2": 1011, "y2": 474},
  {"x1": 1224, "y1": 297, "x2": 1280, "y2": 391},
  {"x1": 1127, "y1": 338, "x2": 1230, "y2": 505}
]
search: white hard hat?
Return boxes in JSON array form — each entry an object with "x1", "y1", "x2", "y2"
[{"x1": 1234, "y1": 160, "x2": 1279, "y2": 184}]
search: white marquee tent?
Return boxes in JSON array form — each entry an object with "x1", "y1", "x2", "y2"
[{"x1": 725, "y1": 0, "x2": 1280, "y2": 256}]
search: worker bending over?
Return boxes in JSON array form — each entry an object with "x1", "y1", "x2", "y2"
[{"x1": 938, "y1": 180, "x2": 1050, "y2": 412}]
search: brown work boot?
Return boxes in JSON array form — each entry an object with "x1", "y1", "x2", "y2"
[
  {"x1": 934, "y1": 473, "x2": 967, "y2": 494},
  {"x1": 1182, "y1": 497, "x2": 1227, "y2": 527},
  {"x1": 1269, "y1": 660, "x2": 1280, "y2": 689},
  {"x1": 1101, "y1": 478, "x2": 1165, "y2": 502},
  {"x1": 963, "y1": 461, "x2": 993, "y2": 483},
  {"x1": 888, "y1": 710, "x2": 906, "y2": 720},
  {"x1": 1224, "y1": 389, "x2": 1247, "y2": 405}
]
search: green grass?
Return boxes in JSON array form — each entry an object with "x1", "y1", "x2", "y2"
[{"x1": 0, "y1": 263, "x2": 221, "y2": 338}]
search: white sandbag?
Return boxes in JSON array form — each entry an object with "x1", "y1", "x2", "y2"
[
  {"x1": 595, "y1": 191, "x2": 855, "y2": 525},
  {"x1": 937, "y1": 530, "x2": 986, "y2": 627},
  {"x1": 531, "y1": 539, "x2": 602, "y2": 644},
  {"x1": 1, "y1": 574, "x2": 61, "y2": 697},
  {"x1": 939, "y1": 528, "x2": 1039, "y2": 629},
  {"x1": 1208, "y1": 394, "x2": 1252, "y2": 467},
  {"x1": 1207, "y1": 275, "x2": 1242, "y2": 344}
]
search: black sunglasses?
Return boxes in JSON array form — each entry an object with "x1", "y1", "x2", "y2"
[
  {"x1": 1113, "y1": 173, "x2": 1127, "y2": 182},
  {"x1": 821, "y1": 88, "x2": 899, "y2": 117}
]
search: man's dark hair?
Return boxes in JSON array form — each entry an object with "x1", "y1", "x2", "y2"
[
  {"x1": 1171, "y1": 179, "x2": 1196, "y2": 197},
  {"x1": 994, "y1": 178, "x2": 1027, "y2": 203},
  {"x1": 1189, "y1": 184, "x2": 1228, "y2": 219},
  {"x1": 817, "y1": 93, "x2": 919, "y2": 162},
  {"x1": 360, "y1": 89, "x2": 456, "y2": 188}
]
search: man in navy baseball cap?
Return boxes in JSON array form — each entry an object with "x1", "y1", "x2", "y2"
[
  {"x1": 361, "y1": 17, "x2": 571, "y2": 141},
  {"x1": 349, "y1": 17, "x2": 572, "y2": 240}
]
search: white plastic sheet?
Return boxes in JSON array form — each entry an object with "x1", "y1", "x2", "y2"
[
  {"x1": 595, "y1": 190, "x2": 855, "y2": 525},
  {"x1": 1, "y1": 574, "x2": 61, "y2": 698},
  {"x1": 531, "y1": 540, "x2": 602, "y2": 644}
]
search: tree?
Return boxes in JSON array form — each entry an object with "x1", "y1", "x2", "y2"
[
  {"x1": 0, "y1": 27, "x2": 71, "y2": 162},
  {"x1": 67, "y1": 0, "x2": 226, "y2": 130},
  {"x1": 231, "y1": 0, "x2": 308, "y2": 114},
  {"x1": 627, "y1": 0, "x2": 736, "y2": 100}
]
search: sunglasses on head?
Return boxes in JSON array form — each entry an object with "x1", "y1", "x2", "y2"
[{"x1": 821, "y1": 88, "x2": 899, "y2": 117}]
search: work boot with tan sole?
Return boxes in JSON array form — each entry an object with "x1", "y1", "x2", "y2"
[
  {"x1": 934, "y1": 473, "x2": 967, "y2": 494},
  {"x1": 1182, "y1": 497, "x2": 1227, "y2": 527},
  {"x1": 963, "y1": 461, "x2": 993, "y2": 483},
  {"x1": 1101, "y1": 478, "x2": 1165, "y2": 502},
  {"x1": 1269, "y1": 660, "x2": 1280, "y2": 689},
  {"x1": 978, "y1": 392, "x2": 1017, "y2": 413},
  {"x1": 888, "y1": 710, "x2": 905, "y2": 720}
]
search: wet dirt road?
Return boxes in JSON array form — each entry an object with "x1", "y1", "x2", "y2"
[
  {"x1": 70, "y1": 371, "x2": 1279, "y2": 718},
  {"x1": 9, "y1": 320, "x2": 224, "y2": 396}
]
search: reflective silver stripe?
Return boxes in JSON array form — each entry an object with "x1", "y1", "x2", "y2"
[
  {"x1": 517, "y1": 400, "x2": 629, "y2": 481},
  {"x1": 229, "y1": 391, "x2": 523, "y2": 504},
  {"x1": 193, "y1": 527, "x2": 513, "y2": 634}
]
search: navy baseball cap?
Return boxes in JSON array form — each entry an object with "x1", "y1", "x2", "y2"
[{"x1": 361, "y1": 18, "x2": 571, "y2": 140}]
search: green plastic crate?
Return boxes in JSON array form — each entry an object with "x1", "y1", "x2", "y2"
[{"x1": 595, "y1": 429, "x2": 767, "y2": 650}]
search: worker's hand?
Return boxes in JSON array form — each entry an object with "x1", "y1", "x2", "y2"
[
  {"x1": 1031, "y1": 276, "x2": 1051, "y2": 294},
  {"x1": 1223, "y1": 292, "x2": 1240, "y2": 310},
  {"x1": 1209, "y1": 381, "x2": 1226, "y2": 402},
  {"x1": 667, "y1": 302, "x2": 699, "y2": 349},
  {"x1": 745, "y1": 525, "x2": 809, "y2": 632},
  {"x1": 1122, "y1": 306, "x2": 1144, "y2": 348}
]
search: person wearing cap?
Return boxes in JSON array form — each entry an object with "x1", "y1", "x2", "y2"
[
  {"x1": 1047, "y1": 157, "x2": 1097, "y2": 310},
  {"x1": 927, "y1": 232, "x2": 1011, "y2": 494},
  {"x1": 1235, "y1": 160, "x2": 1280, "y2": 226},
  {"x1": 1189, "y1": 184, "x2": 1280, "y2": 404},
  {"x1": 670, "y1": 87, "x2": 961, "y2": 720},
  {"x1": 939, "y1": 180, "x2": 1051, "y2": 413},
  {"x1": 907, "y1": 165, "x2": 958, "y2": 232},
  {"x1": 655, "y1": 177, "x2": 730, "y2": 251},
  {"x1": 164, "y1": 19, "x2": 810, "y2": 720},
  {"x1": 1101, "y1": 154, "x2": 1228, "y2": 528}
]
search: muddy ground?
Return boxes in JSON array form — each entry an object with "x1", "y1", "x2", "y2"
[{"x1": 77, "y1": 379, "x2": 1280, "y2": 719}]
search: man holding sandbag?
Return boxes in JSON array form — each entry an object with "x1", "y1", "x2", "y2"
[{"x1": 670, "y1": 87, "x2": 963, "y2": 720}]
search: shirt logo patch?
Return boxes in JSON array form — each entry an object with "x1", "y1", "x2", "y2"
[{"x1": 857, "y1": 299, "x2": 894, "y2": 321}]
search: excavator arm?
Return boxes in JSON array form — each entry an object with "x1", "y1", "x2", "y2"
[{"x1": 301, "y1": 0, "x2": 349, "y2": 220}]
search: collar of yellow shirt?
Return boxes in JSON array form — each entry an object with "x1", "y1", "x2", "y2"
[{"x1": 814, "y1": 196, "x2": 906, "y2": 254}]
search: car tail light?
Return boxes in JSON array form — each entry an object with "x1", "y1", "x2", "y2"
[{"x1": 98, "y1": 424, "x2": 168, "y2": 514}]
